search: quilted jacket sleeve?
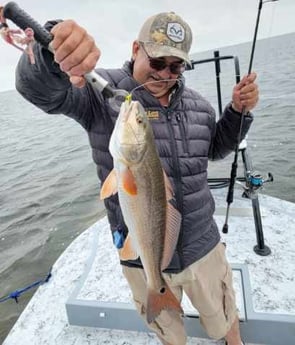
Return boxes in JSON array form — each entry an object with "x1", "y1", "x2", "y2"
[{"x1": 208, "y1": 102, "x2": 253, "y2": 160}]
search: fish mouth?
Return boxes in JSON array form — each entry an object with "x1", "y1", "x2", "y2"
[{"x1": 113, "y1": 100, "x2": 148, "y2": 163}]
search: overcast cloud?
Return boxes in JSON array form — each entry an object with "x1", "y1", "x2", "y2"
[{"x1": 0, "y1": 0, "x2": 294, "y2": 91}]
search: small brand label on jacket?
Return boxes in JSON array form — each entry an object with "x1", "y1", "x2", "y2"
[{"x1": 146, "y1": 110, "x2": 160, "y2": 120}]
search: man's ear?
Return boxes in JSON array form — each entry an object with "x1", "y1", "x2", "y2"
[{"x1": 132, "y1": 40, "x2": 140, "y2": 60}]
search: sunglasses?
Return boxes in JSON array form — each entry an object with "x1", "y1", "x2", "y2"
[{"x1": 140, "y1": 43, "x2": 186, "y2": 75}]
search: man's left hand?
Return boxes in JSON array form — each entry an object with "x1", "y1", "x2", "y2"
[{"x1": 232, "y1": 72, "x2": 259, "y2": 113}]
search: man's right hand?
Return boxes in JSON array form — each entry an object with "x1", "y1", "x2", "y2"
[{"x1": 50, "y1": 20, "x2": 101, "y2": 88}]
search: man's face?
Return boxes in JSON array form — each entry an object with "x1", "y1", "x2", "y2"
[{"x1": 132, "y1": 41, "x2": 184, "y2": 98}]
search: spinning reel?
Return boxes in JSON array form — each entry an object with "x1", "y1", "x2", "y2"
[{"x1": 239, "y1": 171, "x2": 274, "y2": 199}]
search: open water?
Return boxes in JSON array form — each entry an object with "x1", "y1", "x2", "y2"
[{"x1": 0, "y1": 32, "x2": 294, "y2": 342}]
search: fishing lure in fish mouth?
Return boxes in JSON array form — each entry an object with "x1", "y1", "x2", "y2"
[{"x1": 125, "y1": 93, "x2": 132, "y2": 104}]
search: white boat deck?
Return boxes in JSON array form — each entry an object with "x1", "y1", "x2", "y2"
[{"x1": 3, "y1": 190, "x2": 295, "y2": 345}]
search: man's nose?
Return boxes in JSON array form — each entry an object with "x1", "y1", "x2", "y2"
[{"x1": 157, "y1": 66, "x2": 173, "y2": 78}]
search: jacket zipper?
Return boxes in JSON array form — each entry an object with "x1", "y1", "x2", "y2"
[
  {"x1": 165, "y1": 108, "x2": 185, "y2": 269},
  {"x1": 176, "y1": 113, "x2": 189, "y2": 154}
]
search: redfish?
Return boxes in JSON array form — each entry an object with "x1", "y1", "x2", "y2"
[{"x1": 100, "y1": 100, "x2": 183, "y2": 323}]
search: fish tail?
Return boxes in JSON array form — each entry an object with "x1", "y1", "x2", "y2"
[{"x1": 146, "y1": 284, "x2": 183, "y2": 324}]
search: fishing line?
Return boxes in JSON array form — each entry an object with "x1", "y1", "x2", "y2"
[
  {"x1": 128, "y1": 78, "x2": 180, "y2": 100},
  {"x1": 267, "y1": 2, "x2": 278, "y2": 38}
]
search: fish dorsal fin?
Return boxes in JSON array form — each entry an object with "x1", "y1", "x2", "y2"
[
  {"x1": 122, "y1": 167, "x2": 137, "y2": 196},
  {"x1": 119, "y1": 233, "x2": 139, "y2": 261},
  {"x1": 100, "y1": 169, "x2": 118, "y2": 200},
  {"x1": 161, "y1": 202, "x2": 182, "y2": 271},
  {"x1": 161, "y1": 170, "x2": 182, "y2": 271},
  {"x1": 163, "y1": 169, "x2": 173, "y2": 201}
]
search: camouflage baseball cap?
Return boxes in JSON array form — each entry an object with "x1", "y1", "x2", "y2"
[{"x1": 138, "y1": 12, "x2": 192, "y2": 65}]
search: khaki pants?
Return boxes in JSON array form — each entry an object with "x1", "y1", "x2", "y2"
[{"x1": 122, "y1": 242, "x2": 238, "y2": 345}]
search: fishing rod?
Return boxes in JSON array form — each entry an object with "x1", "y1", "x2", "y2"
[
  {"x1": 222, "y1": 0, "x2": 278, "y2": 235},
  {"x1": 2, "y1": 2, "x2": 128, "y2": 112}
]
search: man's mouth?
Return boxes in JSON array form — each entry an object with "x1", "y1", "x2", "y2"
[{"x1": 149, "y1": 76, "x2": 168, "y2": 85}]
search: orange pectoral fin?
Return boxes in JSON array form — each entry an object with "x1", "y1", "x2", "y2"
[
  {"x1": 119, "y1": 234, "x2": 139, "y2": 261},
  {"x1": 121, "y1": 168, "x2": 137, "y2": 195},
  {"x1": 100, "y1": 169, "x2": 118, "y2": 200}
]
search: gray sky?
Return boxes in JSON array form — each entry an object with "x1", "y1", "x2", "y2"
[{"x1": 0, "y1": 0, "x2": 294, "y2": 91}]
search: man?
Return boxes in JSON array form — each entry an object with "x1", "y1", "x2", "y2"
[{"x1": 15, "y1": 12, "x2": 258, "y2": 345}]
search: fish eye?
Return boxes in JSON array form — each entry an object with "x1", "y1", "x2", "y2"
[{"x1": 136, "y1": 113, "x2": 144, "y2": 124}]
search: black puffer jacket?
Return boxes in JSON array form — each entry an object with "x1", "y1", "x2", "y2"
[{"x1": 16, "y1": 41, "x2": 253, "y2": 273}]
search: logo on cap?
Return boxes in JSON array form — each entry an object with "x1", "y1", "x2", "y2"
[{"x1": 167, "y1": 23, "x2": 185, "y2": 43}]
